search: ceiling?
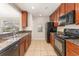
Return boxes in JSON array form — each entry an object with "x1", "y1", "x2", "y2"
[
  {"x1": 15, "y1": 3, "x2": 61, "y2": 16},
  {"x1": 0, "y1": 3, "x2": 21, "y2": 18}
]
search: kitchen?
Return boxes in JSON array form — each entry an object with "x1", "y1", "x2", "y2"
[{"x1": 0, "y1": 3, "x2": 79, "y2": 56}]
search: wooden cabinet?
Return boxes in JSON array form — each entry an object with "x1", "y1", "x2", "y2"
[
  {"x1": 25, "y1": 36, "x2": 29, "y2": 51},
  {"x1": 50, "y1": 3, "x2": 75, "y2": 23},
  {"x1": 21, "y1": 11, "x2": 28, "y2": 30},
  {"x1": 28, "y1": 33, "x2": 31, "y2": 46},
  {"x1": 19, "y1": 37, "x2": 26, "y2": 56},
  {"x1": 59, "y1": 3, "x2": 65, "y2": 17},
  {"x1": 50, "y1": 12, "x2": 55, "y2": 22},
  {"x1": 50, "y1": 14, "x2": 54, "y2": 21},
  {"x1": 19, "y1": 33, "x2": 31, "y2": 56},
  {"x1": 65, "y1": 3, "x2": 75, "y2": 14},
  {"x1": 19, "y1": 40, "x2": 25, "y2": 56},
  {"x1": 56, "y1": 8, "x2": 60, "y2": 21},
  {"x1": 75, "y1": 3, "x2": 79, "y2": 24},
  {"x1": 50, "y1": 33, "x2": 55, "y2": 47},
  {"x1": 66, "y1": 49, "x2": 78, "y2": 56},
  {"x1": 66, "y1": 40, "x2": 79, "y2": 56}
]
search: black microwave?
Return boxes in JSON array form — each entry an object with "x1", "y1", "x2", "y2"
[
  {"x1": 58, "y1": 15, "x2": 67, "y2": 26},
  {"x1": 59, "y1": 10, "x2": 75, "y2": 26},
  {"x1": 66, "y1": 10, "x2": 75, "y2": 25}
]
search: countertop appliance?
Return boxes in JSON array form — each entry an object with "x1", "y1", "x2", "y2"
[
  {"x1": 46, "y1": 22, "x2": 57, "y2": 43},
  {"x1": 54, "y1": 29, "x2": 79, "y2": 56},
  {"x1": 0, "y1": 42, "x2": 19, "y2": 56}
]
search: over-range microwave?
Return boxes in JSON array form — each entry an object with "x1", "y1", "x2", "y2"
[
  {"x1": 58, "y1": 10, "x2": 75, "y2": 26},
  {"x1": 66, "y1": 10, "x2": 75, "y2": 25},
  {"x1": 58, "y1": 14, "x2": 67, "y2": 26}
]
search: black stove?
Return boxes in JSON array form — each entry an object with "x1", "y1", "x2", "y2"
[
  {"x1": 54, "y1": 29, "x2": 79, "y2": 56},
  {"x1": 56, "y1": 35, "x2": 79, "y2": 39},
  {"x1": 56, "y1": 29, "x2": 79, "y2": 39}
]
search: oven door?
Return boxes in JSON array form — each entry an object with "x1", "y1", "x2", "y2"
[{"x1": 54, "y1": 38, "x2": 66, "y2": 56}]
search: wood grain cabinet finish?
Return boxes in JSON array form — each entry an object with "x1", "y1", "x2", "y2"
[
  {"x1": 50, "y1": 14, "x2": 54, "y2": 21},
  {"x1": 19, "y1": 33, "x2": 31, "y2": 56},
  {"x1": 59, "y1": 3, "x2": 65, "y2": 17},
  {"x1": 75, "y1": 3, "x2": 79, "y2": 24},
  {"x1": 50, "y1": 12, "x2": 55, "y2": 22},
  {"x1": 19, "y1": 40, "x2": 25, "y2": 56},
  {"x1": 54, "y1": 12, "x2": 57, "y2": 22},
  {"x1": 66, "y1": 40, "x2": 79, "y2": 56},
  {"x1": 21, "y1": 11, "x2": 28, "y2": 30},
  {"x1": 19, "y1": 36, "x2": 25, "y2": 56},
  {"x1": 50, "y1": 33, "x2": 55, "y2": 47},
  {"x1": 65, "y1": 3, "x2": 75, "y2": 14},
  {"x1": 50, "y1": 3, "x2": 75, "y2": 22},
  {"x1": 56, "y1": 8, "x2": 60, "y2": 22}
]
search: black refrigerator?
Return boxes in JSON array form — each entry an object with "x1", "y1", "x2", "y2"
[{"x1": 46, "y1": 22, "x2": 57, "y2": 43}]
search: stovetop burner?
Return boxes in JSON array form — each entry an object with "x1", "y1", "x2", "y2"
[{"x1": 56, "y1": 29, "x2": 79, "y2": 39}]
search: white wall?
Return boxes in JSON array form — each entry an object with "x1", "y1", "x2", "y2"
[
  {"x1": 32, "y1": 16, "x2": 50, "y2": 40},
  {"x1": 0, "y1": 4, "x2": 22, "y2": 32},
  {"x1": 25, "y1": 13, "x2": 33, "y2": 31}
]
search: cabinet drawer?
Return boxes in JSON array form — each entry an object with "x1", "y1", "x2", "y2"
[
  {"x1": 66, "y1": 41, "x2": 75, "y2": 49},
  {"x1": 66, "y1": 41, "x2": 79, "y2": 55},
  {"x1": 66, "y1": 49, "x2": 79, "y2": 56},
  {"x1": 72, "y1": 44, "x2": 79, "y2": 55}
]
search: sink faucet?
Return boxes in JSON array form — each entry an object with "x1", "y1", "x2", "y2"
[{"x1": 12, "y1": 25, "x2": 19, "y2": 40}]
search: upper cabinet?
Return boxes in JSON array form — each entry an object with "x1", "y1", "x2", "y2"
[
  {"x1": 50, "y1": 12, "x2": 56, "y2": 22},
  {"x1": 75, "y1": 4, "x2": 79, "y2": 24},
  {"x1": 53, "y1": 11, "x2": 57, "y2": 22},
  {"x1": 56, "y1": 8, "x2": 60, "y2": 21},
  {"x1": 50, "y1": 3, "x2": 79, "y2": 25},
  {"x1": 59, "y1": 3, "x2": 65, "y2": 17},
  {"x1": 21, "y1": 11, "x2": 28, "y2": 30},
  {"x1": 65, "y1": 3, "x2": 75, "y2": 14},
  {"x1": 50, "y1": 14, "x2": 54, "y2": 21}
]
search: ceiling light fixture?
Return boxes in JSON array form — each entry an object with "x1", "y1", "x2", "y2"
[
  {"x1": 32, "y1": 6, "x2": 35, "y2": 9},
  {"x1": 40, "y1": 14, "x2": 42, "y2": 16}
]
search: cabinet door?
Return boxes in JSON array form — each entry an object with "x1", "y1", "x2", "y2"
[
  {"x1": 50, "y1": 13, "x2": 55, "y2": 22},
  {"x1": 22, "y1": 11, "x2": 28, "y2": 30},
  {"x1": 29, "y1": 33, "x2": 31, "y2": 45},
  {"x1": 75, "y1": 3, "x2": 79, "y2": 24},
  {"x1": 50, "y1": 14, "x2": 54, "y2": 21},
  {"x1": 50, "y1": 33, "x2": 54, "y2": 47},
  {"x1": 65, "y1": 3, "x2": 75, "y2": 14},
  {"x1": 25, "y1": 35, "x2": 29, "y2": 50},
  {"x1": 59, "y1": 3, "x2": 65, "y2": 16},
  {"x1": 19, "y1": 42, "x2": 25, "y2": 56},
  {"x1": 56, "y1": 8, "x2": 60, "y2": 21},
  {"x1": 66, "y1": 49, "x2": 78, "y2": 56},
  {"x1": 66, "y1": 40, "x2": 79, "y2": 56}
]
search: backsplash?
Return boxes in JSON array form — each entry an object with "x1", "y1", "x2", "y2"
[
  {"x1": 0, "y1": 17, "x2": 20, "y2": 33},
  {"x1": 57, "y1": 24, "x2": 79, "y2": 32},
  {"x1": 64, "y1": 24, "x2": 79, "y2": 29}
]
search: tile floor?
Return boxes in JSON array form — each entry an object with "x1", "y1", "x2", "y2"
[{"x1": 24, "y1": 40, "x2": 57, "y2": 56}]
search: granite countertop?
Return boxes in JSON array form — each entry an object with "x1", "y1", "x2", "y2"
[
  {"x1": 66, "y1": 39, "x2": 79, "y2": 46},
  {"x1": 0, "y1": 32, "x2": 30, "y2": 52}
]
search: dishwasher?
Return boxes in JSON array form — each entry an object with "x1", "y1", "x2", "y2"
[{"x1": 0, "y1": 42, "x2": 19, "y2": 56}]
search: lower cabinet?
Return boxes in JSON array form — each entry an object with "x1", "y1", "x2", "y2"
[
  {"x1": 66, "y1": 40, "x2": 79, "y2": 56},
  {"x1": 66, "y1": 49, "x2": 78, "y2": 56},
  {"x1": 19, "y1": 33, "x2": 31, "y2": 56},
  {"x1": 50, "y1": 33, "x2": 55, "y2": 47},
  {"x1": 19, "y1": 40, "x2": 25, "y2": 56}
]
